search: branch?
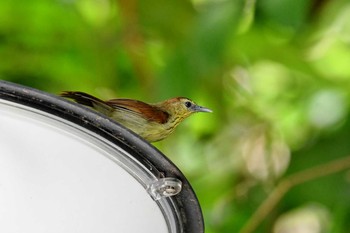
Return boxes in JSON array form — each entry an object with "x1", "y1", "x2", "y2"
[{"x1": 239, "y1": 155, "x2": 350, "y2": 233}]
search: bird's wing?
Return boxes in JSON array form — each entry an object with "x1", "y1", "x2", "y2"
[
  {"x1": 106, "y1": 99, "x2": 169, "y2": 124},
  {"x1": 61, "y1": 91, "x2": 113, "y2": 114}
]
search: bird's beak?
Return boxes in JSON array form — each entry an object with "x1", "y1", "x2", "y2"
[{"x1": 192, "y1": 105, "x2": 213, "y2": 113}]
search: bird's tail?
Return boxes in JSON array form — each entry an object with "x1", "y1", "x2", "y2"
[{"x1": 60, "y1": 91, "x2": 113, "y2": 115}]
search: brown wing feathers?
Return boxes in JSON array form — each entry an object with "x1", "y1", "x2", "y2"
[
  {"x1": 61, "y1": 91, "x2": 170, "y2": 124},
  {"x1": 107, "y1": 99, "x2": 169, "y2": 124}
]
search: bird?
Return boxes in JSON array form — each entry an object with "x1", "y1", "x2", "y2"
[{"x1": 60, "y1": 91, "x2": 212, "y2": 142}]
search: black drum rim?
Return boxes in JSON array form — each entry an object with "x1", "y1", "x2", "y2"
[{"x1": 0, "y1": 80, "x2": 204, "y2": 233}]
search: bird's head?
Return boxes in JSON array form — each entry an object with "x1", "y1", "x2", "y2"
[{"x1": 161, "y1": 97, "x2": 212, "y2": 119}]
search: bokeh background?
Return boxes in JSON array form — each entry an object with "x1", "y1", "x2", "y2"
[{"x1": 2, "y1": 0, "x2": 350, "y2": 232}]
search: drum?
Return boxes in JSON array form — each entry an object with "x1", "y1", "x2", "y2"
[{"x1": 0, "y1": 80, "x2": 204, "y2": 233}]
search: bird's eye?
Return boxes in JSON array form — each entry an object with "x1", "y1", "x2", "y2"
[{"x1": 185, "y1": 101, "x2": 192, "y2": 108}]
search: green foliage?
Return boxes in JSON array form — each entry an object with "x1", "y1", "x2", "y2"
[{"x1": 2, "y1": 0, "x2": 350, "y2": 232}]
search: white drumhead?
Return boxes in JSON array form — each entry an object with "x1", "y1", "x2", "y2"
[{"x1": 0, "y1": 100, "x2": 170, "y2": 233}]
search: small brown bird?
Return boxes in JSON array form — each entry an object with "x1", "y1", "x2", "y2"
[{"x1": 61, "y1": 91, "x2": 212, "y2": 142}]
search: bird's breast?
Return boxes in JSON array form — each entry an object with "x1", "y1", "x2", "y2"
[{"x1": 110, "y1": 110, "x2": 179, "y2": 142}]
